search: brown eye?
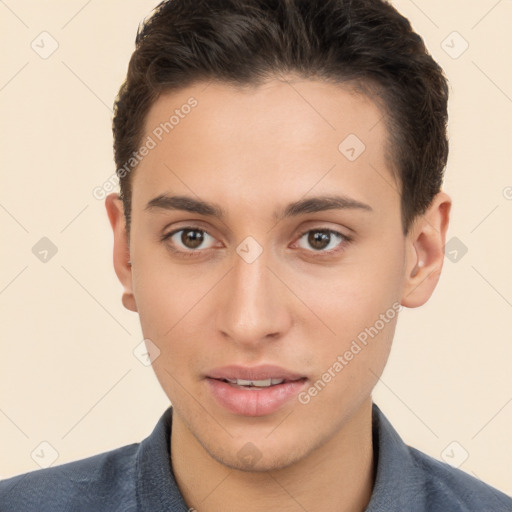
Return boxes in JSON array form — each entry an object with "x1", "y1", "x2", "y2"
[
  {"x1": 179, "y1": 229, "x2": 205, "y2": 249},
  {"x1": 307, "y1": 230, "x2": 331, "y2": 250},
  {"x1": 162, "y1": 227, "x2": 216, "y2": 253},
  {"x1": 296, "y1": 229, "x2": 348, "y2": 253}
]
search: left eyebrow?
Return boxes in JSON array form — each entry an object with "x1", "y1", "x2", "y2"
[
  {"x1": 144, "y1": 193, "x2": 373, "y2": 221},
  {"x1": 275, "y1": 194, "x2": 373, "y2": 222}
]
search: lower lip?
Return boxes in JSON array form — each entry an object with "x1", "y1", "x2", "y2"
[{"x1": 206, "y1": 378, "x2": 308, "y2": 417}]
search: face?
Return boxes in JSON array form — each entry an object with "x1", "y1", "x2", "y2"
[{"x1": 107, "y1": 76, "x2": 444, "y2": 472}]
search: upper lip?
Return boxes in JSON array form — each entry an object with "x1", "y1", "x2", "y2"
[{"x1": 206, "y1": 365, "x2": 306, "y2": 382}]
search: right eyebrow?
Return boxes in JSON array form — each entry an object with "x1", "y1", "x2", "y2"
[{"x1": 145, "y1": 194, "x2": 226, "y2": 219}]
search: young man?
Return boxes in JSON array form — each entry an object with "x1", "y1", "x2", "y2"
[{"x1": 1, "y1": 0, "x2": 511, "y2": 510}]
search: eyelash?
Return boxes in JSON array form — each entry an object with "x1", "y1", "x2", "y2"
[{"x1": 160, "y1": 226, "x2": 352, "y2": 259}]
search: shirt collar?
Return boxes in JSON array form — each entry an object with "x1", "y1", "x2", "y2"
[
  {"x1": 136, "y1": 406, "x2": 189, "y2": 511},
  {"x1": 365, "y1": 402, "x2": 426, "y2": 511},
  {"x1": 135, "y1": 402, "x2": 425, "y2": 511}
]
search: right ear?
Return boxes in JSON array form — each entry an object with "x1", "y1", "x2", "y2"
[{"x1": 105, "y1": 193, "x2": 138, "y2": 312}]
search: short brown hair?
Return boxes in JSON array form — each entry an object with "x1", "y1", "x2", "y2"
[{"x1": 112, "y1": 0, "x2": 449, "y2": 235}]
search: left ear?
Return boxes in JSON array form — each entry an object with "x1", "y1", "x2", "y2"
[{"x1": 401, "y1": 191, "x2": 452, "y2": 308}]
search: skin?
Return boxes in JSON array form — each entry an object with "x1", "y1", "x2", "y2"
[{"x1": 105, "y1": 75, "x2": 451, "y2": 512}]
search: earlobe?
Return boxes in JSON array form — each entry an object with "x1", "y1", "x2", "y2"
[
  {"x1": 105, "y1": 193, "x2": 138, "y2": 313},
  {"x1": 401, "y1": 191, "x2": 451, "y2": 308}
]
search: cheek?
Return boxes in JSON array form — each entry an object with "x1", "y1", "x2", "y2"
[
  {"x1": 131, "y1": 245, "x2": 207, "y2": 337},
  {"x1": 291, "y1": 242, "x2": 403, "y2": 388},
  {"x1": 295, "y1": 271, "x2": 401, "y2": 411},
  {"x1": 133, "y1": 264, "x2": 202, "y2": 401},
  {"x1": 296, "y1": 246, "x2": 403, "y2": 336},
  {"x1": 131, "y1": 258, "x2": 213, "y2": 379}
]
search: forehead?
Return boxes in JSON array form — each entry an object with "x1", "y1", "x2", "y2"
[{"x1": 131, "y1": 76, "x2": 398, "y2": 221}]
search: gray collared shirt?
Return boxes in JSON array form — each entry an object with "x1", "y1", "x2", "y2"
[{"x1": 1, "y1": 403, "x2": 511, "y2": 511}]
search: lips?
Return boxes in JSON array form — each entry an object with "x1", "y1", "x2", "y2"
[
  {"x1": 206, "y1": 364, "x2": 306, "y2": 382},
  {"x1": 219, "y1": 377, "x2": 287, "y2": 388},
  {"x1": 205, "y1": 364, "x2": 308, "y2": 416}
]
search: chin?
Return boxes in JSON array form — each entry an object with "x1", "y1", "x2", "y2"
[{"x1": 204, "y1": 436, "x2": 312, "y2": 473}]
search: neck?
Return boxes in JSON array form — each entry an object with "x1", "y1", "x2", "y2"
[{"x1": 170, "y1": 398, "x2": 375, "y2": 512}]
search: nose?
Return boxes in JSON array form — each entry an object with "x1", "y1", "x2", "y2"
[{"x1": 215, "y1": 246, "x2": 293, "y2": 349}]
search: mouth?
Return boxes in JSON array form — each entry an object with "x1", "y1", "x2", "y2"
[
  {"x1": 211, "y1": 377, "x2": 307, "y2": 389},
  {"x1": 206, "y1": 364, "x2": 307, "y2": 383},
  {"x1": 204, "y1": 365, "x2": 309, "y2": 416}
]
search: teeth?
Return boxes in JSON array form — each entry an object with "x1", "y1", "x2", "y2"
[
  {"x1": 251, "y1": 379, "x2": 272, "y2": 387},
  {"x1": 224, "y1": 378, "x2": 286, "y2": 387}
]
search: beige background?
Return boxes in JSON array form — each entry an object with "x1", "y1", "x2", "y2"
[{"x1": 1, "y1": 0, "x2": 511, "y2": 495}]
